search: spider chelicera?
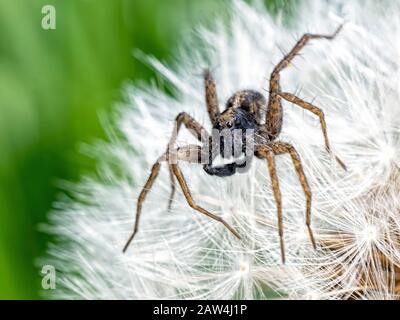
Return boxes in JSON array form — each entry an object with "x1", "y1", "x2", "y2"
[{"x1": 123, "y1": 25, "x2": 346, "y2": 263}]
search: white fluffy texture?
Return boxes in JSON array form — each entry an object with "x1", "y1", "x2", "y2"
[{"x1": 44, "y1": 0, "x2": 400, "y2": 299}]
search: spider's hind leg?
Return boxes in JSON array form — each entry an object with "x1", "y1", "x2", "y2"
[
  {"x1": 271, "y1": 24, "x2": 343, "y2": 77},
  {"x1": 203, "y1": 69, "x2": 221, "y2": 125},
  {"x1": 265, "y1": 24, "x2": 344, "y2": 138},
  {"x1": 278, "y1": 92, "x2": 346, "y2": 170}
]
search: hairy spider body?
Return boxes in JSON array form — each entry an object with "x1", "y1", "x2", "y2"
[
  {"x1": 204, "y1": 92, "x2": 263, "y2": 177},
  {"x1": 123, "y1": 25, "x2": 346, "y2": 263}
]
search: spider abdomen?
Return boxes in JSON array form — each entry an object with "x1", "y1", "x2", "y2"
[{"x1": 226, "y1": 90, "x2": 266, "y2": 116}]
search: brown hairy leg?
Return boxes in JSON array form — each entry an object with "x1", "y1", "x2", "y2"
[
  {"x1": 166, "y1": 67, "x2": 223, "y2": 209},
  {"x1": 123, "y1": 159, "x2": 162, "y2": 253},
  {"x1": 256, "y1": 145, "x2": 285, "y2": 263},
  {"x1": 265, "y1": 25, "x2": 344, "y2": 138},
  {"x1": 123, "y1": 145, "x2": 240, "y2": 253},
  {"x1": 278, "y1": 92, "x2": 346, "y2": 170},
  {"x1": 168, "y1": 112, "x2": 209, "y2": 149},
  {"x1": 269, "y1": 142, "x2": 316, "y2": 251},
  {"x1": 166, "y1": 112, "x2": 209, "y2": 210},
  {"x1": 124, "y1": 145, "x2": 200, "y2": 253},
  {"x1": 170, "y1": 163, "x2": 241, "y2": 240},
  {"x1": 256, "y1": 142, "x2": 316, "y2": 263},
  {"x1": 167, "y1": 164, "x2": 176, "y2": 211},
  {"x1": 203, "y1": 69, "x2": 221, "y2": 125}
]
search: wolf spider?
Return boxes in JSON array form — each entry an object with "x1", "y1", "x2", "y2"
[{"x1": 123, "y1": 25, "x2": 346, "y2": 263}]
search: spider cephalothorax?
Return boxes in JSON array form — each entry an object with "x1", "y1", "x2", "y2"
[
  {"x1": 203, "y1": 94, "x2": 262, "y2": 177},
  {"x1": 123, "y1": 25, "x2": 346, "y2": 263}
]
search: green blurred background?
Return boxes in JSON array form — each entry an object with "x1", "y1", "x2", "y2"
[{"x1": 0, "y1": 0, "x2": 291, "y2": 299}]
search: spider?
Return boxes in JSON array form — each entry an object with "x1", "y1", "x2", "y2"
[{"x1": 123, "y1": 25, "x2": 346, "y2": 263}]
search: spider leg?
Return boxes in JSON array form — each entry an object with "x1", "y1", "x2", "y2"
[
  {"x1": 170, "y1": 163, "x2": 241, "y2": 240},
  {"x1": 256, "y1": 142, "x2": 317, "y2": 263},
  {"x1": 166, "y1": 112, "x2": 209, "y2": 210},
  {"x1": 203, "y1": 69, "x2": 221, "y2": 125},
  {"x1": 123, "y1": 159, "x2": 162, "y2": 253},
  {"x1": 278, "y1": 92, "x2": 346, "y2": 170},
  {"x1": 265, "y1": 24, "x2": 343, "y2": 138},
  {"x1": 256, "y1": 145, "x2": 285, "y2": 263},
  {"x1": 167, "y1": 164, "x2": 176, "y2": 211},
  {"x1": 272, "y1": 24, "x2": 343, "y2": 76},
  {"x1": 123, "y1": 145, "x2": 240, "y2": 253},
  {"x1": 270, "y1": 142, "x2": 316, "y2": 251},
  {"x1": 123, "y1": 145, "x2": 200, "y2": 253},
  {"x1": 168, "y1": 112, "x2": 209, "y2": 148}
]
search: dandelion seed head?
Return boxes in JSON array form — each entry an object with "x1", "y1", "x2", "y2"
[
  {"x1": 358, "y1": 224, "x2": 378, "y2": 244},
  {"x1": 42, "y1": 0, "x2": 400, "y2": 300},
  {"x1": 378, "y1": 143, "x2": 396, "y2": 166},
  {"x1": 238, "y1": 260, "x2": 250, "y2": 275}
]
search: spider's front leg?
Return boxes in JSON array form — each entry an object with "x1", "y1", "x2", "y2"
[
  {"x1": 123, "y1": 145, "x2": 240, "y2": 253},
  {"x1": 256, "y1": 142, "x2": 316, "y2": 263},
  {"x1": 166, "y1": 112, "x2": 209, "y2": 210},
  {"x1": 170, "y1": 161, "x2": 241, "y2": 240}
]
